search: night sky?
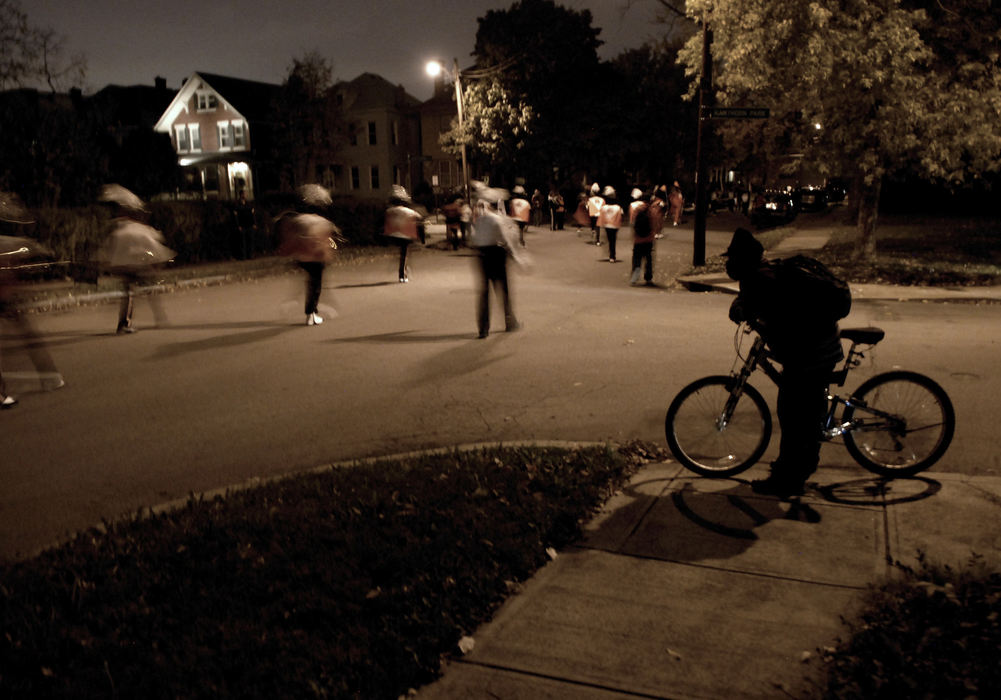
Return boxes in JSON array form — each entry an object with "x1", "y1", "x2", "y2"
[{"x1": 28, "y1": 0, "x2": 668, "y2": 100}]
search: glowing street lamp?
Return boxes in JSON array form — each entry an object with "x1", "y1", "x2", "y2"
[{"x1": 426, "y1": 58, "x2": 469, "y2": 201}]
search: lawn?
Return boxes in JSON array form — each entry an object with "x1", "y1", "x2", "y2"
[{"x1": 0, "y1": 444, "x2": 640, "y2": 699}]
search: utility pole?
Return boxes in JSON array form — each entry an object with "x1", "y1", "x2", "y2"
[{"x1": 692, "y1": 20, "x2": 713, "y2": 267}]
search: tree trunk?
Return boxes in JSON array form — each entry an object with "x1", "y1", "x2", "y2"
[{"x1": 855, "y1": 177, "x2": 882, "y2": 262}]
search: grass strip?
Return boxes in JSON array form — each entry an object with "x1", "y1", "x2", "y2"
[{"x1": 0, "y1": 444, "x2": 638, "y2": 699}]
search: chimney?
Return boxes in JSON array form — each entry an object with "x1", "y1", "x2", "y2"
[{"x1": 155, "y1": 76, "x2": 167, "y2": 91}]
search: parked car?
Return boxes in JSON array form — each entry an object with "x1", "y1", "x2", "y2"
[
  {"x1": 824, "y1": 180, "x2": 848, "y2": 204},
  {"x1": 793, "y1": 185, "x2": 828, "y2": 212},
  {"x1": 749, "y1": 190, "x2": 797, "y2": 228}
]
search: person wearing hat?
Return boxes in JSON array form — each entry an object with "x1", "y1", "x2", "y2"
[
  {"x1": 586, "y1": 183, "x2": 605, "y2": 245},
  {"x1": 724, "y1": 227, "x2": 845, "y2": 497},
  {"x1": 597, "y1": 186, "x2": 623, "y2": 263},
  {"x1": 383, "y1": 185, "x2": 422, "y2": 282},
  {"x1": 508, "y1": 185, "x2": 531, "y2": 247}
]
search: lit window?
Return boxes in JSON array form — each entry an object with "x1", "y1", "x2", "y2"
[
  {"x1": 190, "y1": 124, "x2": 201, "y2": 151},
  {"x1": 218, "y1": 122, "x2": 232, "y2": 149}
]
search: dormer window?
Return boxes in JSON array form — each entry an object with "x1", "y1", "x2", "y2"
[{"x1": 196, "y1": 92, "x2": 218, "y2": 111}]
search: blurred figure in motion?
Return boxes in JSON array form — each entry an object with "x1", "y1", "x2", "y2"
[
  {"x1": 508, "y1": 185, "x2": 531, "y2": 247},
  {"x1": 383, "y1": 186, "x2": 422, "y2": 283},
  {"x1": 1, "y1": 191, "x2": 64, "y2": 408},
  {"x1": 470, "y1": 182, "x2": 520, "y2": 339},
  {"x1": 276, "y1": 185, "x2": 342, "y2": 326},
  {"x1": 598, "y1": 186, "x2": 623, "y2": 263},
  {"x1": 441, "y1": 191, "x2": 464, "y2": 251},
  {"x1": 94, "y1": 185, "x2": 174, "y2": 334}
]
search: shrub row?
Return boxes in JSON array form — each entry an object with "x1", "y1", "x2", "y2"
[{"x1": 24, "y1": 197, "x2": 389, "y2": 268}]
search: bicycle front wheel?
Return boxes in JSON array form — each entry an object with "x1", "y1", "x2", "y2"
[
  {"x1": 665, "y1": 375, "x2": 772, "y2": 477},
  {"x1": 843, "y1": 371, "x2": 955, "y2": 477}
]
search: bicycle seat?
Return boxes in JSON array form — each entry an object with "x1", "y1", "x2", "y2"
[{"x1": 840, "y1": 327, "x2": 885, "y2": 344}]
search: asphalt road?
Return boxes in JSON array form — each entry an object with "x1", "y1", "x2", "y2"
[{"x1": 3, "y1": 218, "x2": 998, "y2": 562}]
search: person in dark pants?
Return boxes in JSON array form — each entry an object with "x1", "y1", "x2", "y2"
[
  {"x1": 724, "y1": 227, "x2": 845, "y2": 497},
  {"x1": 629, "y1": 190, "x2": 665, "y2": 285},
  {"x1": 469, "y1": 191, "x2": 518, "y2": 338}
]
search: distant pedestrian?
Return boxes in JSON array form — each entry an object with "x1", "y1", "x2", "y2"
[
  {"x1": 232, "y1": 189, "x2": 257, "y2": 259},
  {"x1": 628, "y1": 188, "x2": 645, "y2": 225},
  {"x1": 276, "y1": 208, "x2": 340, "y2": 326},
  {"x1": 442, "y1": 191, "x2": 463, "y2": 250},
  {"x1": 531, "y1": 188, "x2": 544, "y2": 227},
  {"x1": 548, "y1": 187, "x2": 565, "y2": 230},
  {"x1": 597, "y1": 186, "x2": 623, "y2": 263},
  {"x1": 383, "y1": 185, "x2": 422, "y2": 283},
  {"x1": 669, "y1": 181, "x2": 684, "y2": 226},
  {"x1": 586, "y1": 183, "x2": 605, "y2": 245},
  {"x1": 508, "y1": 185, "x2": 531, "y2": 247},
  {"x1": 470, "y1": 183, "x2": 519, "y2": 338}
]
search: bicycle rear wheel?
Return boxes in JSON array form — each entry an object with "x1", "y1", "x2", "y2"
[
  {"x1": 842, "y1": 371, "x2": 955, "y2": 477},
  {"x1": 665, "y1": 375, "x2": 772, "y2": 477}
]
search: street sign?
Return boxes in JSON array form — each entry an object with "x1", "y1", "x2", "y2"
[{"x1": 705, "y1": 107, "x2": 770, "y2": 119}]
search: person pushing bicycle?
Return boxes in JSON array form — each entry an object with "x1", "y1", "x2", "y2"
[{"x1": 723, "y1": 228, "x2": 848, "y2": 497}]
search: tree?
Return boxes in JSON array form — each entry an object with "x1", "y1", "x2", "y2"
[
  {"x1": 464, "y1": 0, "x2": 605, "y2": 185},
  {"x1": 0, "y1": 0, "x2": 85, "y2": 91},
  {"x1": 678, "y1": 0, "x2": 1001, "y2": 259},
  {"x1": 269, "y1": 51, "x2": 346, "y2": 192},
  {"x1": 439, "y1": 74, "x2": 534, "y2": 184}
]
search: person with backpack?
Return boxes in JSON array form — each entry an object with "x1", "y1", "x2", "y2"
[
  {"x1": 629, "y1": 190, "x2": 666, "y2": 285},
  {"x1": 724, "y1": 227, "x2": 851, "y2": 497}
]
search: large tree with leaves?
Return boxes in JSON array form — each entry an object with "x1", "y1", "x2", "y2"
[
  {"x1": 678, "y1": 0, "x2": 1001, "y2": 259},
  {"x1": 445, "y1": 0, "x2": 604, "y2": 186}
]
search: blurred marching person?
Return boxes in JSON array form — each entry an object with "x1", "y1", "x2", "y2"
[
  {"x1": 597, "y1": 186, "x2": 624, "y2": 263},
  {"x1": 586, "y1": 182, "x2": 605, "y2": 245},
  {"x1": 1, "y1": 191, "x2": 64, "y2": 408},
  {"x1": 383, "y1": 185, "x2": 422, "y2": 283},
  {"x1": 276, "y1": 185, "x2": 342, "y2": 326},
  {"x1": 94, "y1": 185, "x2": 174, "y2": 334},
  {"x1": 548, "y1": 186, "x2": 565, "y2": 230},
  {"x1": 441, "y1": 191, "x2": 464, "y2": 250},
  {"x1": 669, "y1": 180, "x2": 685, "y2": 226},
  {"x1": 470, "y1": 182, "x2": 520, "y2": 339},
  {"x1": 628, "y1": 188, "x2": 646, "y2": 225},
  {"x1": 508, "y1": 185, "x2": 531, "y2": 247},
  {"x1": 630, "y1": 189, "x2": 667, "y2": 286}
]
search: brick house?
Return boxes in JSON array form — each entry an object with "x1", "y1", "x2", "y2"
[{"x1": 153, "y1": 72, "x2": 280, "y2": 201}]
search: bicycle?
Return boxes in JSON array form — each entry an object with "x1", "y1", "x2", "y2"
[{"x1": 664, "y1": 323, "x2": 955, "y2": 479}]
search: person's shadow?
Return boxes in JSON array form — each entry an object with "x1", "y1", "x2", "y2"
[{"x1": 581, "y1": 476, "x2": 822, "y2": 563}]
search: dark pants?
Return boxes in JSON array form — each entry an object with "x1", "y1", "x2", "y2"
[
  {"x1": 298, "y1": 261, "x2": 324, "y2": 315},
  {"x1": 393, "y1": 239, "x2": 411, "y2": 280},
  {"x1": 773, "y1": 363, "x2": 836, "y2": 483},
  {"x1": 590, "y1": 215, "x2": 599, "y2": 242},
  {"x1": 631, "y1": 242, "x2": 653, "y2": 281},
  {"x1": 117, "y1": 268, "x2": 167, "y2": 330},
  {"x1": 605, "y1": 228, "x2": 618, "y2": 260},
  {"x1": 476, "y1": 245, "x2": 516, "y2": 335},
  {"x1": 517, "y1": 221, "x2": 527, "y2": 246}
]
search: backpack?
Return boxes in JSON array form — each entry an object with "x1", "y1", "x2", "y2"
[
  {"x1": 775, "y1": 255, "x2": 852, "y2": 321},
  {"x1": 632, "y1": 207, "x2": 651, "y2": 239}
]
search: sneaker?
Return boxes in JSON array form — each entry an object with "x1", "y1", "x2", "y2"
[
  {"x1": 311, "y1": 313, "x2": 323, "y2": 325},
  {"x1": 750, "y1": 475, "x2": 805, "y2": 498},
  {"x1": 1, "y1": 395, "x2": 17, "y2": 409},
  {"x1": 629, "y1": 269, "x2": 641, "y2": 285},
  {"x1": 117, "y1": 325, "x2": 137, "y2": 334}
]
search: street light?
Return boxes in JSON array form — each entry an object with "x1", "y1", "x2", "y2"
[{"x1": 426, "y1": 58, "x2": 469, "y2": 201}]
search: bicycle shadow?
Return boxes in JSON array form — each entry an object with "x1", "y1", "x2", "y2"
[{"x1": 582, "y1": 475, "x2": 823, "y2": 564}]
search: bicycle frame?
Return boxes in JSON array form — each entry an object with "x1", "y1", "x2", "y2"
[{"x1": 725, "y1": 325, "x2": 896, "y2": 443}]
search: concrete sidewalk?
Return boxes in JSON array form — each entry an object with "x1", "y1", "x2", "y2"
[{"x1": 419, "y1": 462, "x2": 1001, "y2": 699}]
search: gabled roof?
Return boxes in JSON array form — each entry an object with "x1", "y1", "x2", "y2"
[
  {"x1": 153, "y1": 71, "x2": 281, "y2": 132},
  {"x1": 334, "y1": 73, "x2": 420, "y2": 112}
]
